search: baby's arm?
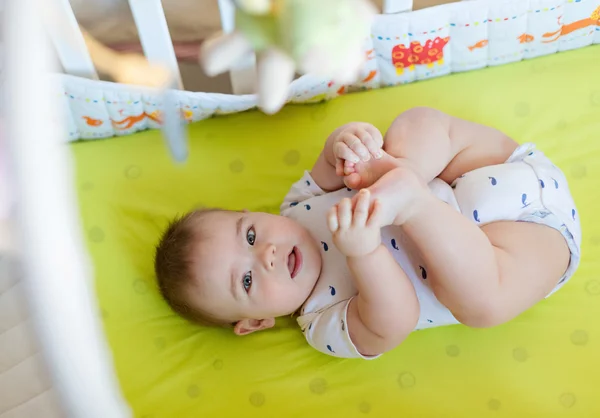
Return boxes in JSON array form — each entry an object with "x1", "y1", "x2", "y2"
[
  {"x1": 328, "y1": 190, "x2": 419, "y2": 356},
  {"x1": 346, "y1": 245, "x2": 419, "y2": 356}
]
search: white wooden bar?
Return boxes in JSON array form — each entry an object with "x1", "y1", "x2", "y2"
[
  {"x1": 40, "y1": 0, "x2": 98, "y2": 79},
  {"x1": 127, "y1": 0, "x2": 184, "y2": 89},
  {"x1": 383, "y1": 0, "x2": 414, "y2": 13},
  {"x1": 218, "y1": 0, "x2": 257, "y2": 95},
  {"x1": 2, "y1": 0, "x2": 131, "y2": 416}
]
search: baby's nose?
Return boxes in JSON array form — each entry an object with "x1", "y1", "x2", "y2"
[{"x1": 260, "y1": 243, "x2": 276, "y2": 270}]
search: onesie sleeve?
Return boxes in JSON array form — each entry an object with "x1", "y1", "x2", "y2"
[
  {"x1": 297, "y1": 299, "x2": 381, "y2": 360},
  {"x1": 280, "y1": 171, "x2": 326, "y2": 216}
]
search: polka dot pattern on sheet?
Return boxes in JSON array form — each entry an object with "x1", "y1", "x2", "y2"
[
  {"x1": 585, "y1": 280, "x2": 600, "y2": 295},
  {"x1": 133, "y1": 279, "x2": 149, "y2": 295},
  {"x1": 187, "y1": 385, "x2": 200, "y2": 398},
  {"x1": 560, "y1": 393, "x2": 576, "y2": 408},
  {"x1": 125, "y1": 165, "x2": 142, "y2": 179},
  {"x1": 570, "y1": 330, "x2": 589, "y2": 346},
  {"x1": 512, "y1": 347, "x2": 528, "y2": 362},
  {"x1": 80, "y1": 181, "x2": 94, "y2": 191},
  {"x1": 88, "y1": 226, "x2": 105, "y2": 242},
  {"x1": 591, "y1": 90, "x2": 600, "y2": 106},
  {"x1": 571, "y1": 164, "x2": 587, "y2": 179},
  {"x1": 488, "y1": 399, "x2": 501, "y2": 411},
  {"x1": 446, "y1": 345, "x2": 460, "y2": 357},
  {"x1": 249, "y1": 392, "x2": 265, "y2": 407},
  {"x1": 358, "y1": 401, "x2": 371, "y2": 414},
  {"x1": 213, "y1": 359, "x2": 223, "y2": 370},
  {"x1": 283, "y1": 150, "x2": 300, "y2": 166},
  {"x1": 229, "y1": 159, "x2": 245, "y2": 173},
  {"x1": 309, "y1": 378, "x2": 327, "y2": 394},
  {"x1": 397, "y1": 372, "x2": 416, "y2": 389},
  {"x1": 154, "y1": 337, "x2": 166, "y2": 351},
  {"x1": 514, "y1": 102, "x2": 530, "y2": 117}
]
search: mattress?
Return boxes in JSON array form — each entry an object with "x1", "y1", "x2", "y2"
[{"x1": 71, "y1": 45, "x2": 600, "y2": 417}]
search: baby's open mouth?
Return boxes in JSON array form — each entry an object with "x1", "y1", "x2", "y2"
[{"x1": 287, "y1": 246, "x2": 302, "y2": 279}]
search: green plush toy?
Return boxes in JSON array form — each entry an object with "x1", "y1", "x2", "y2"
[{"x1": 200, "y1": 0, "x2": 376, "y2": 114}]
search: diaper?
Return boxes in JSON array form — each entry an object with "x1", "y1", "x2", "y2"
[{"x1": 451, "y1": 143, "x2": 582, "y2": 296}]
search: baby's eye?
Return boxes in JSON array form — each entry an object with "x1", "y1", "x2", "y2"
[
  {"x1": 246, "y1": 227, "x2": 256, "y2": 246},
  {"x1": 243, "y1": 272, "x2": 252, "y2": 293}
]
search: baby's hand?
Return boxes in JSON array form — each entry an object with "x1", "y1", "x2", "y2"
[
  {"x1": 327, "y1": 189, "x2": 383, "y2": 258},
  {"x1": 332, "y1": 123, "x2": 384, "y2": 177},
  {"x1": 351, "y1": 165, "x2": 430, "y2": 227}
]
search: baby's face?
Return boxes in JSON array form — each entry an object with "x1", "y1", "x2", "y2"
[{"x1": 190, "y1": 211, "x2": 322, "y2": 327}]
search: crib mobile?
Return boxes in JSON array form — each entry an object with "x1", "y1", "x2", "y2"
[
  {"x1": 200, "y1": 0, "x2": 377, "y2": 115},
  {"x1": 74, "y1": 0, "x2": 376, "y2": 164},
  {"x1": 2, "y1": 0, "x2": 599, "y2": 416}
]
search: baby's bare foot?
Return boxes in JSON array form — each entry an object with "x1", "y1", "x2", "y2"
[
  {"x1": 363, "y1": 165, "x2": 430, "y2": 227},
  {"x1": 343, "y1": 151, "x2": 401, "y2": 190}
]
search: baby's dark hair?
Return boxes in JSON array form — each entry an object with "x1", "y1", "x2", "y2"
[{"x1": 154, "y1": 208, "x2": 233, "y2": 327}]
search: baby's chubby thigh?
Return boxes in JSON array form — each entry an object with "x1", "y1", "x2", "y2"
[{"x1": 444, "y1": 162, "x2": 571, "y2": 326}]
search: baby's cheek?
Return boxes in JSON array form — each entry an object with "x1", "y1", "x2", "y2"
[{"x1": 264, "y1": 280, "x2": 297, "y2": 309}]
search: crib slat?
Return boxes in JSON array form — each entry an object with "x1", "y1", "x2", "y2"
[
  {"x1": 40, "y1": 0, "x2": 98, "y2": 80},
  {"x1": 217, "y1": 0, "x2": 257, "y2": 95},
  {"x1": 127, "y1": 0, "x2": 184, "y2": 90},
  {"x1": 383, "y1": 0, "x2": 414, "y2": 13},
  {"x1": 3, "y1": 0, "x2": 131, "y2": 416},
  {"x1": 218, "y1": 0, "x2": 237, "y2": 33}
]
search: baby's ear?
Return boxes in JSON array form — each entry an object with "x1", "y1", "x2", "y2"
[{"x1": 233, "y1": 318, "x2": 275, "y2": 335}]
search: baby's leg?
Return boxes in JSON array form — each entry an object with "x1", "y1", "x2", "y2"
[
  {"x1": 346, "y1": 107, "x2": 518, "y2": 189},
  {"x1": 373, "y1": 167, "x2": 570, "y2": 327}
]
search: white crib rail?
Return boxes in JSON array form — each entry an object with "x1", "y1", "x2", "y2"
[
  {"x1": 41, "y1": 0, "x2": 98, "y2": 80},
  {"x1": 127, "y1": 0, "x2": 184, "y2": 90},
  {"x1": 383, "y1": 0, "x2": 414, "y2": 13},
  {"x1": 2, "y1": 0, "x2": 131, "y2": 417}
]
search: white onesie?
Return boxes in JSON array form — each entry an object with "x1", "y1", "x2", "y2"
[{"x1": 279, "y1": 143, "x2": 581, "y2": 359}]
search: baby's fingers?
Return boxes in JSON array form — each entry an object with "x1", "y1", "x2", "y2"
[
  {"x1": 364, "y1": 125, "x2": 384, "y2": 153},
  {"x1": 343, "y1": 160, "x2": 356, "y2": 176},
  {"x1": 341, "y1": 133, "x2": 370, "y2": 162},
  {"x1": 327, "y1": 205, "x2": 339, "y2": 233},
  {"x1": 338, "y1": 198, "x2": 352, "y2": 230},
  {"x1": 352, "y1": 190, "x2": 370, "y2": 226},
  {"x1": 367, "y1": 198, "x2": 384, "y2": 228},
  {"x1": 356, "y1": 128, "x2": 383, "y2": 159},
  {"x1": 335, "y1": 158, "x2": 344, "y2": 177},
  {"x1": 333, "y1": 141, "x2": 360, "y2": 165}
]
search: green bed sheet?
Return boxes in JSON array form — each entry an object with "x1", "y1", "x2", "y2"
[{"x1": 73, "y1": 45, "x2": 600, "y2": 418}]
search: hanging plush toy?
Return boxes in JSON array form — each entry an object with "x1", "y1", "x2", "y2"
[{"x1": 200, "y1": 0, "x2": 377, "y2": 114}]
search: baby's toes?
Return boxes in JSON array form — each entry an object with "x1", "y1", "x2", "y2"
[
  {"x1": 343, "y1": 159, "x2": 357, "y2": 174},
  {"x1": 343, "y1": 173, "x2": 363, "y2": 190}
]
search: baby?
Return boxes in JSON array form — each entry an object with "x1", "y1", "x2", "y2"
[{"x1": 154, "y1": 107, "x2": 581, "y2": 359}]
